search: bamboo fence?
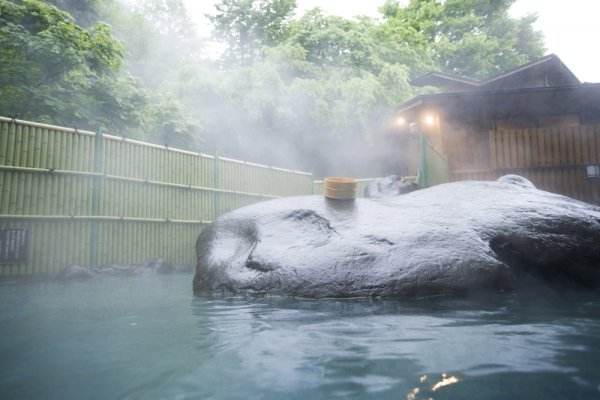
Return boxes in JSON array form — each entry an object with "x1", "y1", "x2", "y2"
[{"x1": 0, "y1": 117, "x2": 313, "y2": 276}]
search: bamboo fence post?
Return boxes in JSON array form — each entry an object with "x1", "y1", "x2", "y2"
[
  {"x1": 0, "y1": 121, "x2": 9, "y2": 165},
  {"x1": 14, "y1": 123, "x2": 23, "y2": 167},
  {"x1": 213, "y1": 152, "x2": 220, "y2": 221},
  {"x1": 6, "y1": 122, "x2": 16, "y2": 166},
  {"x1": 90, "y1": 128, "x2": 103, "y2": 268}
]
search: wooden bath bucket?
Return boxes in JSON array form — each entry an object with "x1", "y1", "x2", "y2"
[{"x1": 323, "y1": 177, "x2": 357, "y2": 200}]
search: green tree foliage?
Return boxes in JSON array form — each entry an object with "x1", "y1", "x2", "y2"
[
  {"x1": 0, "y1": 0, "x2": 129, "y2": 127},
  {"x1": 193, "y1": 2, "x2": 426, "y2": 175},
  {"x1": 208, "y1": 0, "x2": 297, "y2": 64},
  {"x1": 43, "y1": 0, "x2": 106, "y2": 27},
  {"x1": 116, "y1": 0, "x2": 203, "y2": 88},
  {"x1": 0, "y1": 0, "x2": 546, "y2": 176},
  {"x1": 0, "y1": 0, "x2": 203, "y2": 147},
  {"x1": 381, "y1": 0, "x2": 545, "y2": 78}
]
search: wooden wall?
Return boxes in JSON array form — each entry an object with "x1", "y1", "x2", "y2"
[{"x1": 451, "y1": 125, "x2": 600, "y2": 204}]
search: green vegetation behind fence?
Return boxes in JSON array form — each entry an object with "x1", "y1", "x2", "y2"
[{"x1": 0, "y1": 117, "x2": 313, "y2": 276}]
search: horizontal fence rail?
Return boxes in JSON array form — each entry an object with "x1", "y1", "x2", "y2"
[{"x1": 0, "y1": 117, "x2": 314, "y2": 276}]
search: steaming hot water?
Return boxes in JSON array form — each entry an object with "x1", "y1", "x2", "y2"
[{"x1": 1, "y1": 274, "x2": 599, "y2": 399}]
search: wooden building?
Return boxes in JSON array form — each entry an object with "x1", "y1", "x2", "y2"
[{"x1": 390, "y1": 54, "x2": 600, "y2": 204}]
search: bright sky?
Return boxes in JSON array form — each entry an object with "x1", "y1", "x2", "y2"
[{"x1": 185, "y1": 0, "x2": 600, "y2": 82}]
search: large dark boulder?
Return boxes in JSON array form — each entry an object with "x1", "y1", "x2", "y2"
[{"x1": 193, "y1": 175, "x2": 600, "y2": 298}]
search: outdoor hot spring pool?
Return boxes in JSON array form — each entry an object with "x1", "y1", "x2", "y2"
[{"x1": 1, "y1": 274, "x2": 599, "y2": 399}]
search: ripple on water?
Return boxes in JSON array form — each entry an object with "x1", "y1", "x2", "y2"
[{"x1": 0, "y1": 276, "x2": 599, "y2": 399}]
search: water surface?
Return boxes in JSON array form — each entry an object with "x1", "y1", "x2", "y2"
[{"x1": 0, "y1": 274, "x2": 599, "y2": 399}]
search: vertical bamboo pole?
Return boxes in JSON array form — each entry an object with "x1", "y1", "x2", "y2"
[
  {"x1": 213, "y1": 152, "x2": 220, "y2": 220},
  {"x1": 185, "y1": 154, "x2": 191, "y2": 188},
  {"x1": 115, "y1": 179, "x2": 120, "y2": 218},
  {"x1": 184, "y1": 186, "x2": 189, "y2": 221},
  {"x1": 49, "y1": 129, "x2": 57, "y2": 170},
  {"x1": 150, "y1": 181, "x2": 156, "y2": 220},
  {"x1": 54, "y1": 129, "x2": 61, "y2": 170},
  {"x1": 0, "y1": 169, "x2": 5, "y2": 215},
  {"x1": 166, "y1": 148, "x2": 170, "y2": 184},
  {"x1": 8, "y1": 170, "x2": 18, "y2": 213},
  {"x1": 134, "y1": 143, "x2": 141, "y2": 179},
  {"x1": 14, "y1": 123, "x2": 23, "y2": 167},
  {"x1": 49, "y1": 173, "x2": 57, "y2": 215},
  {"x1": 78, "y1": 176, "x2": 85, "y2": 216},
  {"x1": 90, "y1": 128, "x2": 103, "y2": 268},
  {"x1": 1, "y1": 171, "x2": 10, "y2": 214},
  {"x1": 60, "y1": 174, "x2": 68, "y2": 216},
  {"x1": 160, "y1": 148, "x2": 166, "y2": 218},
  {"x1": 24, "y1": 125, "x2": 33, "y2": 167},
  {"x1": 0, "y1": 121, "x2": 9, "y2": 165},
  {"x1": 40, "y1": 128, "x2": 48, "y2": 168},
  {"x1": 60, "y1": 130, "x2": 67, "y2": 170},
  {"x1": 74, "y1": 131, "x2": 82, "y2": 170},
  {"x1": 65, "y1": 129, "x2": 73, "y2": 171},
  {"x1": 16, "y1": 170, "x2": 26, "y2": 216},
  {"x1": 32, "y1": 127, "x2": 41, "y2": 168},
  {"x1": 152, "y1": 147, "x2": 157, "y2": 183},
  {"x1": 41, "y1": 172, "x2": 50, "y2": 216},
  {"x1": 31, "y1": 173, "x2": 41, "y2": 215},
  {"x1": 6, "y1": 122, "x2": 16, "y2": 166},
  {"x1": 78, "y1": 174, "x2": 86, "y2": 216}
]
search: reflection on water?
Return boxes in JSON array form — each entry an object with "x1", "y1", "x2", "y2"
[{"x1": 0, "y1": 275, "x2": 599, "y2": 399}]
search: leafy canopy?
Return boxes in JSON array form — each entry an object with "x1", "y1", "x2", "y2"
[
  {"x1": 0, "y1": 0, "x2": 546, "y2": 176},
  {"x1": 380, "y1": 0, "x2": 545, "y2": 78},
  {"x1": 0, "y1": 0, "x2": 124, "y2": 125},
  {"x1": 0, "y1": 0, "x2": 203, "y2": 147},
  {"x1": 208, "y1": 0, "x2": 297, "y2": 64}
]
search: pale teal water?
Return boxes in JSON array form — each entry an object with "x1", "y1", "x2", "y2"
[{"x1": 0, "y1": 274, "x2": 599, "y2": 399}]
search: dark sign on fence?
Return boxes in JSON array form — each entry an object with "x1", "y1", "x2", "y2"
[{"x1": 0, "y1": 229, "x2": 30, "y2": 264}]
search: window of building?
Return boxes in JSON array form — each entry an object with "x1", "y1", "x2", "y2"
[{"x1": 586, "y1": 165, "x2": 600, "y2": 178}]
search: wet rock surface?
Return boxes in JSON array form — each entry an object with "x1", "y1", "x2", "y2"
[
  {"x1": 364, "y1": 175, "x2": 419, "y2": 198},
  {"x1": 193, "y1": 176, "x2": 600, "y2": 298}
]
